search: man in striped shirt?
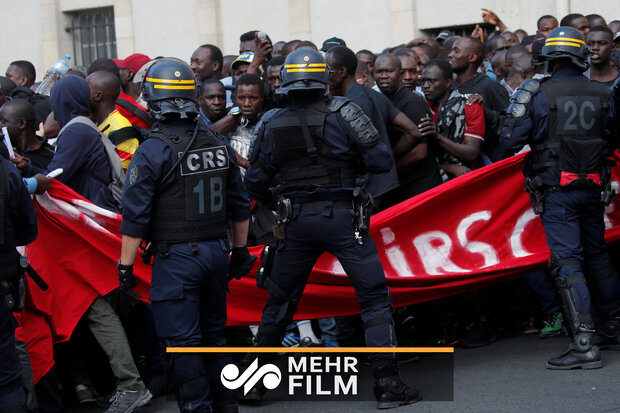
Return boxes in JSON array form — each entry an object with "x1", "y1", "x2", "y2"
[{"x1": 87, "y1": 71, "x2": 141, "y2": 171}]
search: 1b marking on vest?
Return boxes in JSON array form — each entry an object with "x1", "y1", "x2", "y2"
[{"x1": 180, "y1": 146, "x2": 229, "y2": 176}]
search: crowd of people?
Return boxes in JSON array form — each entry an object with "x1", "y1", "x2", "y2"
[{"x1": 1, "y1": 7, "x2": 620, "y2": 413}]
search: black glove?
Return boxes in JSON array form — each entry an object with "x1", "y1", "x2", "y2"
[
  {"x1": 229, "y1": 246, "x2": 257, "y2": 281},
  {"x1": 117, "y1": 262, "x2": 141, "y2": 308}
]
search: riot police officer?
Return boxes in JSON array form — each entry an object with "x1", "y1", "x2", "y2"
[
  {"x1": 0, "y1": 157, "x2": 37, "y2": 412},
  {"x1": 245, "y1": 49, "x2": 421, "y2": 408},
  {"x1": 118, "y1": 58, "x2": 255, "y2": 413},
  {"x1": 500, "y1": 27, "x2": 620, "y2": 369}
]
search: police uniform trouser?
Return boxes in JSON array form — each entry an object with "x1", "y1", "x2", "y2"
[
  {"x1": 150, "y1": 240, "x2": 235, "y2": 412},
  {"x1": 0, "y1": 295, "x2": 26, "y2": 412},
  {"x1": 257, "y1": 206, "x2": 396, "y2": 368},
  {"x1": 541, "y1": 188, "x2": 620, "y2": 330}
]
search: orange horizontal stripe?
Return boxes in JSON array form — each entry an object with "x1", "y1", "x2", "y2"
[
  {"x1": 546, "y1": 36, "x2": 585, "y2": 44},
  {"x1": 153, "y1": 84, "x2": 196, "y2": 90},
  {"x1": 167, "y1": 347, "x2": 454, "y2": 353},
  {"x1": 544, "y1": 41, "x2": 583, "y2": 48},
  {"x1": 286, "y1": 68, "x2": 327, "y2": 73},
  {"x1": 146, "y1": 77, "x2": 195, "y2": 84}
]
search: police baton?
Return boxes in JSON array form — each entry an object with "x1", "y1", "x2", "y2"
[{"x1": 19, "y1": 255, "x2": 48, "y2": 291}]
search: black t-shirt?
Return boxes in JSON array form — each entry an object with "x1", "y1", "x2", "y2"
[
  {"x1": 23, "y1": 139, "x2": 55, "y2": 169},
  {"x1": 387, "y1": 87, "x2": 443, "y2": 202},
  {"x1": 455, "y1": 72, "x2": 509, "y2": 162},
  {"x1": 345, "y1": 84, "x2": 400, "y2": 200}
]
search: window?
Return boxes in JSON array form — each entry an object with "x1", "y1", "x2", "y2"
[
  {"x1": 422, "y1": 23, "x2": 496, "y2": 42},
  {"x1": 66, "y1": 7, "x2": 117, "y2": 66}
]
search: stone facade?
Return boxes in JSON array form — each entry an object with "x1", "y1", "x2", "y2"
[{"x1": 2, "y1": 0, "x2": 617, "y2": 83}]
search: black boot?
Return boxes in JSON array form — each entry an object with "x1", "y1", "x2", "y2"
[
  {"x1": 546, "y1": 331, "x2": 602, "y2": 370},
  {"x1": 373, "y1": 365, "x2": 422, "y2": 409}
]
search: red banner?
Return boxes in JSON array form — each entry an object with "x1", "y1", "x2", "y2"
[{"x1": 16, "y1": 152, "x2": 620, "y2": 382}]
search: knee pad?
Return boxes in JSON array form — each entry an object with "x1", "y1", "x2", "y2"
[
  {"x1": 555, "y1": 275, "x2": 593, "y2": 333},
  {"x1": 257, "y1": 297, "x2": 299, "y2": 347},
  {"x1": 360, "y1": 293, "x2": 396, "y2": 348},
  {"x1": 549, "y1": 251, "x2": 582, "y2": 278}
]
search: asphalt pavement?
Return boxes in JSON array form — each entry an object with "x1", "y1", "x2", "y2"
[{"x1": 66, "y1": 331, "x2": 620, "y2": 413}]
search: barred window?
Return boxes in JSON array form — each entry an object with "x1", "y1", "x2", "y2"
[{"x1": 66, "y1": 7, "x2": 117, "y2": 67}]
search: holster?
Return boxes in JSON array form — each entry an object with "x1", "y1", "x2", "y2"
[
  {"x1": 601, "y1": 180, "x2": 616, "y2": 207},
  {"x1": 524, "y1": 176, "x2": 545, "y2": 215},
  {"x1": 255, "y1": 242, "x2": 289, "y2": 302},
  {"x1": 352, "y1": 187, "x2": 372, "y2": 236},
  {"x1": 0, "y1": 273, "x2": 24, "y2": 313},
  {"x1": 273, "y1": 198, "x2": 292, "y2": 240},
  {"x1": 256, "y1": 243, "x2": 276, "y2": 290}
]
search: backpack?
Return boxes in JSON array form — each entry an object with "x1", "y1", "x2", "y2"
[{"x1": 58, "y1": 116, "x2": 125, "y2": 211}]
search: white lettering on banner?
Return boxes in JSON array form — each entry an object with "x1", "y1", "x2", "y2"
[
  {"x1": 457, "y1": 211, "x2": 499, "y2": 268},
  {"x1": 330, "y1": 260, "x2": 346, "y2": 276},
  {"x1": 381, "y1": 227, "x2": 415, "y2": 277},
  {"x1": 413, "y1": 231, "x2": 470, "y2": 275},
  {"x1": 511, "y1": 209, "x2": 537, "y2": 258}
]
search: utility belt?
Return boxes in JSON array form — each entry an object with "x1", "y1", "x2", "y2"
[
  {"x1": 271, "y1": 187, "x2": 372, "y2": 243},
  {"x1": 141, "y1": 235, "x2": 226, "y2": 262},
  {"x1": 524, "y1": 175, "x2": 616, "y2": 216}
]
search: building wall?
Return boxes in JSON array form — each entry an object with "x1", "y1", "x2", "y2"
[{"x1": 1, "y1": 0, "x2": 617, "y2": 84}]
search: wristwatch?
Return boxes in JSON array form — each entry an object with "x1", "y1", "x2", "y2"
[{"x1": 229, "y1": 106, "x2": 241, "y2": 117}]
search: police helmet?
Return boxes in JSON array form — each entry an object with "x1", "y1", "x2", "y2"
[
  {"x1": 277, "y1": 49, "x2": 330, "y2": 95},
  {"x1": 141, "y1": 57, "x2": 199, "y2": 121},
  {"x1": 539, "y1": 27, "x2": 589, "y2": 71}
]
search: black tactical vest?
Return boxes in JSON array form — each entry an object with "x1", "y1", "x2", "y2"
[
  {"x1": 146, "y1": 127, "x2": 229, "y2": 243},
  {"x1": 530, "y1": 79, "x2": 610, "y2": 187},
  {"x1": 0, "y1": 162, "x2": 18, "y2": 280},
  {"x1": 268, "y1": 100, "x2": 358, "y2": 192}
]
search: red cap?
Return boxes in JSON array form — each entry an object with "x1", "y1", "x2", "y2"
[{"x1": 113, "y1": 53, "x2": 151, "y2": 73}]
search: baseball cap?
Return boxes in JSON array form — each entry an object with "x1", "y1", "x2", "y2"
[
  {"x1": 231, "y1": 52, "x2": 254, "y2": 69},
  {"x1": 113, "y1": 53, "x2": 151, "y2": 73},
  {"x1": 614, "y1": 32, "x2": 620, "y2": 42},
  {"x1": 435, "y1": 30, "x2": 455, "y2": 42},
  {"x1": 321, "y1": 37, "x2": 346, "y2": 52}
]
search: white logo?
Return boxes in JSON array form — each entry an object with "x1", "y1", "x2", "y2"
[{"x1": 220, "y1": 358, "x2": 281, "y2": 395}]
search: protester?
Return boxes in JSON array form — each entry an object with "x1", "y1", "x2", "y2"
[
  {"x1": 111, "y1": 54, "x2": 153, "y2": 130},
  {"x1": 87, "y1": 71, "x2": 141, "y2": 170},
  {"x1": 373, "y1": 53, "x2": 442, "y2": 200},
  {"x1": 587, "y1": 26, "x2": 619, "y2": 85},
  {"x1": 420, "y1": 59, "x2": 485, "y2": 178},
  {"x1": 449, "y1": 36, "x2": 509, "y2": 163},
  {"x1": 198, "y1": 78, "x2": 227, "y2": 126}
]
